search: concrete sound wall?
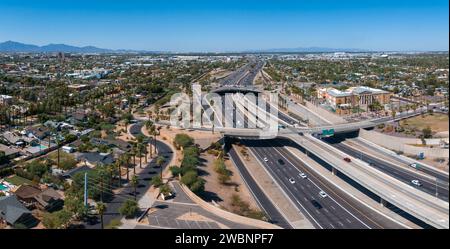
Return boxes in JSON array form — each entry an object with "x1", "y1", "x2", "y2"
[{"x1": 359, "y1": 129, "x2": 449, "y2": 159}]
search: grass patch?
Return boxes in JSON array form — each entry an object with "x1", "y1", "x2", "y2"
[
  {"x1": 6, "y1": 175, "x2": 33, "y2": 186},
  {"x1": 400, "y1": 113, "x2": 449, "y2": 133}
]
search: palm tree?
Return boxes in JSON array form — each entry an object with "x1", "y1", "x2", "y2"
[
  {"x1": 137, "y1": 143, "x2": 143, "y2": 169},
  {"x1": 131, "y1": 145, "x2": 137, "y2": 175},
  {"x1": 131, "y1": 175, "x2": 139, "y2": 201},
  {"x1": 156, "y1": 156, "x2": 165, "y2": 179},
  {"x1": 96, "y1": 202, "x2": 106, "y2": 229}
]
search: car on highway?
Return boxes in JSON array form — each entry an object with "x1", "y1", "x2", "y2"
[
  {"x1": 409, "y1": 163, "x2": 418, "y2": 169},
  {"x1": 343, "y1": 157, "x2": 352, "y2": 163},
  {"x1": 311, "y1": 200, "x2": 323, "y2": 209},
  {"x1": 277, "y1": 159, "x2": 285, "y2": 165},
  {"x1": 299, "y1": 173, "x2": 307, "y2": 179},
  {"x1": 319, "y1": 191, "x2": 328, "y2": 198},
  {"x1": 288, "y1": 178, "x2": 296, "y2": 184},
  {"x1": 411, "y1": 179, "x2": 422, "y2": 186},
  {"x1": 263, "y1": 157, "x2": 268, "y2": 162}
]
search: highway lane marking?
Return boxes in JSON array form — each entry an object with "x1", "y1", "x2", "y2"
[
  {"x1": 329, "y1": 223, "x2": 335, "y2": 229},
  {"x1": 324, "y1": 208, "x2": 329, "y2": 213},
  {"x1": 346, "y1": 218, "x2": 352, "y2": 223},
  {"x1": 250, "y1": 146, "x2": 324, "y2": 229},
  {"x1": 306, "y1": 177, "x2": 371, "y2": 229},
  {"x1": 274, "y1": 144, "x2": 376, "y2": 229},
  {"x1": 340, "y1": 143, "x2": 449, "y2": 192},
  {"x1": 228, "y1": 148, "x2": 281, "y2": 226},
  {"x1": 338, "y1": 221, "x2": 344, "y2": 227}
]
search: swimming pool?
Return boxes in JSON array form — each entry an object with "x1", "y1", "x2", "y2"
[{"x1": 0, "y1": 184, "x2": 8, "y2": 191}]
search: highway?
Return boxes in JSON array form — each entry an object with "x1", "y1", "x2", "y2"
[
  {"x1": 349, "y1": 137, "x2": 449, "y2": 182},
  {"x1": 243, "y1": 139, "x2": 395, "y2": 229},
  {"x1": 282, "y1": 132, "x2": 449, "y2": 229},
  {"x1": 228, "y1": 146, "x2": 292, "y2": 228},
  {"x1": 323, "y1": 136, "x2": 449, "y2": 202}
]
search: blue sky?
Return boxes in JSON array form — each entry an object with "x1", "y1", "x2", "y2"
[{"x1": 0, "y1": 0, "x2": 448, "y2": 52}]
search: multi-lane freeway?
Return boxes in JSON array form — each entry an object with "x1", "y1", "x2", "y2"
[
  {"x1": 323, "y1": 135, "x2": 449, "y2": 202},
  {"x1": 242, "y1": 139, "x2": 402, "y2": 229}
]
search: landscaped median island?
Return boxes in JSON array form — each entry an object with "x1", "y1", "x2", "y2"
[{"x1": 169, "y1": 132, "x2": 266, "y2": 222}]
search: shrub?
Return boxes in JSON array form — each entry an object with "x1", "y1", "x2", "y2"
[
  {"x1": 181, "y1": 170, "x2": 198, "y2": 186},
  {"x1": 151, "y1": 175, "x2": 163, "y2": 187},
  {"x1": 119, "y1": 200, "x2": 140, "y2": 219},
  {"x1": 169, "y1": 166, "x2": 181, "y2": 177},
  {"x1": 174, "y1": 134, "x2": 194, "y2": 149}
]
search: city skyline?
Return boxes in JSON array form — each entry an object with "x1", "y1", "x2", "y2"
[{"x1": 0, "y1": 0, "x2": 448, "y2": 52}]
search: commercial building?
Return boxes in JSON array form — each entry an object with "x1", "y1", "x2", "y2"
[{"x1": 317, "y1": 86, "x2": 392, "y2": 115}]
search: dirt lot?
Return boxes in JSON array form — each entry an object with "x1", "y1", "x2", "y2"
[{"x1": 400, "y1": 113, "x2": 449, "y2": 133}]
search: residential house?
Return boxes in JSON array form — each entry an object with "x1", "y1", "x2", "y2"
[
  {"x1": 77, "y1": 152, "x2": 115, "y2": 167},
  {"x1": 25, "y1": 125, "x2": 50, "y2": 140},
  {"x1": 62, "y1": 165, "x2": 92, "y2": 179},
  {"x1": 13, "y1": 185, "x2": 42, "y2": 208},
  {"x1": 34, "y1": 188, "x2": 64, "y2": 211},
  {"x1": 0, "y1": 195, "x2": 38, "y2": 228}
]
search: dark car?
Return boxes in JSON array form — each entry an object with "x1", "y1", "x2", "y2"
[
  {"x1": 278, "y1": 159, "x2": 285, "y2": 165},
  {"x1": 311, "y1": 200, "x2": 323, "y2": 209},
  {"x1": 343, "y1": 157, "x2": 352, "y2": 163}
]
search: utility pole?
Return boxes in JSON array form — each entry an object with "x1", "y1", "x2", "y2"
[{"x1": 84, "y1": 172, "x2": 88, "y2": 207}]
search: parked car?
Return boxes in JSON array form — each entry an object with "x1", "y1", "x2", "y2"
[{"x1": 344, "y1": 157, "x2": 351, "y2": 163}]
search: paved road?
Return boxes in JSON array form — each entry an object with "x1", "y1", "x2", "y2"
[
  {"x1": 228, "y1": 146, "x2": 292, "y2": 228},
  {"x1": 84, "y1": 122, "x2": 173, "y2": 229},
  {"x1": 242, "y1": 139, "x2": 402, "y2": 229},
  {"x1": 146, "y1": 199, "x2": 256, "y2": 229},
  {"x1": 324, "y1": 137, "x2": 449, "y2": 202},
  {"x1": 351, "y1": 137, "x2": 449, "y2": 182}
]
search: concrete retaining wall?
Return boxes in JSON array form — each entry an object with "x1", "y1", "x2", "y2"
[{"x1": 359, "y1": 129, "x2": 449, "y2": 159}]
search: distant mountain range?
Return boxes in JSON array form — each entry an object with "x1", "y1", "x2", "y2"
[
  {"x1": 0, "y1": 41, "x2": 158, "y2": 53},
  {"x1": 0, "y1": 40, "x2": 372, "y2": 53},
  {"x1": 246, "y1": 47, "x2": 370, "y2": 53}
]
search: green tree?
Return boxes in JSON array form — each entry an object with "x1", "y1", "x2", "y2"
[
  {"x1": 169, "y1": 166, "x2": 181, "y2": 177},
  {"x1": 130, "y1": 175, "x2": 139, "y2": 201},
  {"x1": 96, "y1": 202, "x2": 107, "y2": 229},
  {"x1": 174, "y1": 133, "x2": 194, "y2": 149},
  {"x1": 151, "y1": 175, "x2": 162, "y2": 187},
  {"x1": 42, "y1": 209, "x2": 72, "y2": 229},
  {"x1": 422, "y1": 126, "x2": 433, "y2": 139},
  {"x1": 119, "y1": 200, "x2": 140, "y2": 219}
]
